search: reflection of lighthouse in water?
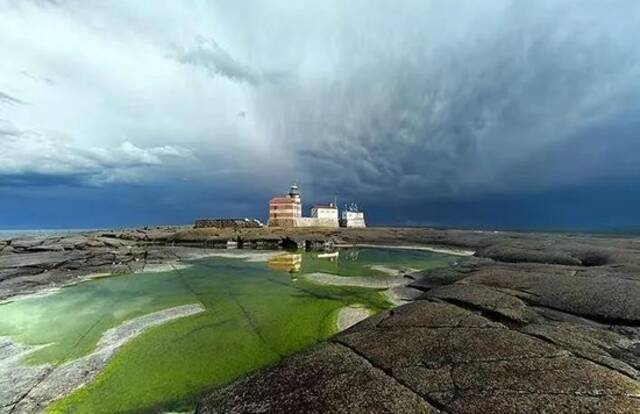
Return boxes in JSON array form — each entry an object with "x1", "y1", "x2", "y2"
[{"x1": 267, "y1": 254, "x2": 302, "y2": 274}]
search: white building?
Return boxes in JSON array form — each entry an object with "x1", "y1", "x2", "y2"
[
  {"x1": 340, "y1": 204, "x2": 367, "y2": 228},
  {"x1": 311, "y1": 204, "x2": 338, "y2": 220},
  {"x1": 310, "y1": 203, "x2": 339, "y2": 227}
]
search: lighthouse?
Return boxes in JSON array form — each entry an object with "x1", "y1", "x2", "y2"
[
  {"x1": 268, "y1": 184, "x2": 303, "y2": 227},
  {"x1": 288, "y1": 184, "x2": 301, "y2": 204},
  {"x1": 267, "y1": 184, "x2": 341, "y2": 228}
]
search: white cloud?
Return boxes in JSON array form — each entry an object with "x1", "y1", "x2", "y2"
[
  {"x1": 0, "y1": 120, "x2": 192, "y2": 184},
  {"x1": 0, "y1": 0, "x2": 281, "y2": 188}
]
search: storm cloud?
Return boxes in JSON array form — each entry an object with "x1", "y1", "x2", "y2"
[
  {"x1": 1, "y1": 0, "x2": 640, "y2": 228},
  {"x1": 250, "y1": 1, "x2": 640, "y2": 203}
]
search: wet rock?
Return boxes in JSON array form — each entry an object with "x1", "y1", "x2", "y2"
[
  {"x1": 476, "y1": 244, "x2": 582, "y2": 266},
  {"x1": 520, "y1": 322, "x2": 640, "y2": 379},
  {"x1": 204, "y1": 300, "x2": 640, "y2": 413},
  {"x1": 376, "y1": 301, "x2": 503, "y2": 329},
  {"x1": 466, "y1": 265, "x2": 640, "y2": 323},
  {"x1": 437, "y1": 356, "x2": 640, "y2": 413},
  {"x1": 424, "y1": 283, "x2": 542, "y2": 324},
  {"x1": 197, "y1": 342, "x2": 438, "y2": 414},
  {"x1": 409, "y1": 264, "x2": 479, "y2": 291},
  {"x1": 337, "y1": 318, "x2": 562, "y2": 372}
]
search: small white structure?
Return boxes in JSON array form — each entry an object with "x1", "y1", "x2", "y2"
[
  {"x1": 310, "y1": 203, "x2": 339, "y2": 227},
  {"x1": 311, "y1": 204, "x2": 338, "y2": 219},
  {"x1": 340, "y1": 203, "x2": 367, "y2": 228}
]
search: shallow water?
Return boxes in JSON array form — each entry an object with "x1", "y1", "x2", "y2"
[{"x1": 0, "y1": 248, "x2": 457, "y2": 413}]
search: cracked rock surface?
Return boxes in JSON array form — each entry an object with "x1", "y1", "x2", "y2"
[
  {"x1": 195, "y1": 229, "x2": 640, "y2": 414},
  {"x1": 198, "y1": 298, "x2": 640, "y2": 413}
]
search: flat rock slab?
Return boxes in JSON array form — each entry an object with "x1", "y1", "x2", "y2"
[
  {"x1": 465, "y1": 264, "x2": 640, "y2": 323},
  {"x1": 200, "y1": 301, "x2": 640, "y2": 414},
  {"x1": 0, "y1": 251, "x2": 89, "y2": 269},
  {"x1": 197, "y1": 342, "x2": 438, "y2": 414}
]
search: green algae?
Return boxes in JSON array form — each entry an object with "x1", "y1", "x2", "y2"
[{"x1": 0, "y1": 248, "x2": 456, "y2": 413}]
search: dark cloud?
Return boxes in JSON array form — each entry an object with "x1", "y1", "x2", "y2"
[
  {"x1": 0, "y1": 172, "x2": 94, "y2": 188},
  {"x1": 253, "y1": 1, "x2": 640, "y2": 208}
]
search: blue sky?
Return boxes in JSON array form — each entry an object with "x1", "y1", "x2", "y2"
[{"x1": 1, "y1": 1, "x2": 640, "y2": 230}]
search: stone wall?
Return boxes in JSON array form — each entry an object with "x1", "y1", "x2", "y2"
[
  {"x1": 194, "y1": 218, "x2": 263, "y2": 229},
  {"x1": 268, "y1": 217, "x2": 339, "y2": 228},
  {"x1": 340, "y1": 217, "x2": 366, "y2": 228}
]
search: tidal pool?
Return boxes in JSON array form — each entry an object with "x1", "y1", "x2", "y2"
[{"x1": 0, "y1": 248, "x2": 458, "y2": 413}]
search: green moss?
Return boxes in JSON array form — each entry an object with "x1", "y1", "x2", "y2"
[{"x1": 0, "y1": 248, "x2": 456, "y2": 413}]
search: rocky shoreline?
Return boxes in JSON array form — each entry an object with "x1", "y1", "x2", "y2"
[
  {"x1": 3, "y1": 225, "x2": 632, "y2": 302},
  {"x1": 3, "y1": 226, "x2": 640, "y2": 413}
]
